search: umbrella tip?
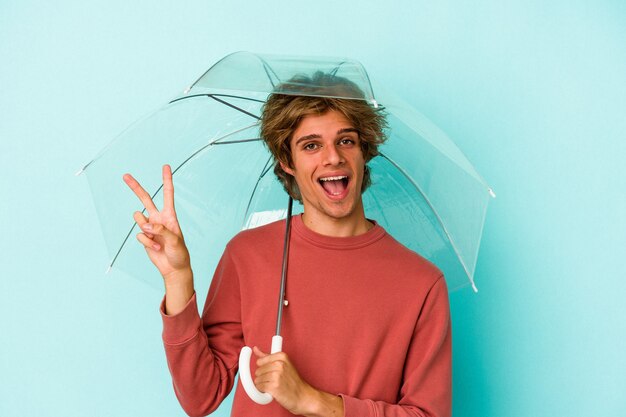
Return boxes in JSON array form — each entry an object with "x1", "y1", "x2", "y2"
[
  {"x1": 488, "y1": 188, "x2": 496, "y2": 198},
  {"x1": 75, "y1": 167, "x2": 85, "y2": 176},
  {"x1": 105, "y1": 265, "x2": 112, "y2": 275},
  {"x1": 371, "y1": 99, "x2": 379, "y2": 108},
  {"x1": 471, "y1": 282, "x2": 478, "y2": 293},
  {"x1": 183, "y1": 86, "x2": 191, "y2": 94}
]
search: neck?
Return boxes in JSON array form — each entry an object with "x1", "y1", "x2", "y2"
[{"x1": 301, "y1": 203, "x2": 373, "y2": 238}]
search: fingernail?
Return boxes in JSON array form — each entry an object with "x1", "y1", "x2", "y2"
[
  {"x1": 152, "y1": 243, "x2": 160, "y2": 250},
  {"x1": 143, "y1": 224, "x2": 152, "y2": 231}
]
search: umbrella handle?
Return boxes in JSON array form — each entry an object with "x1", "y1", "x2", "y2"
[{"x1": 238, "y1": 335, "x2": 283, "y2": 405}]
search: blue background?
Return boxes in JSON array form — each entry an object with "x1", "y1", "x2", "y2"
[{"x1": 1, "y1": 1, "x2": 625, "y2": 416}]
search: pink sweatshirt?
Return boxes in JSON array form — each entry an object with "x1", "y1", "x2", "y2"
[{"x1": 161, "y1": 215, "x2": 451, "y2": 417}]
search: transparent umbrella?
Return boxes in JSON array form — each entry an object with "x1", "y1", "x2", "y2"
[{"x1": 78, "y1": 51, "x2": 495, "y2": 403}]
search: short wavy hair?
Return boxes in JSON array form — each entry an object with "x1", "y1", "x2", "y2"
[{"x1": 260, "y1": 71, "x2": 387, "y2": 202}]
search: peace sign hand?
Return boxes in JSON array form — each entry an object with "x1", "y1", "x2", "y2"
[{"x1": 123, "y1": 164, "x2": 191, "y2": 285}]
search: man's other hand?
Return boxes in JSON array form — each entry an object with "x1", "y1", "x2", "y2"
[{"x1": 252, "y1": 347, "x2": 344, "y2": 417}]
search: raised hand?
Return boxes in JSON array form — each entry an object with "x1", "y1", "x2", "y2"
[{"x1": 123, "y1": 165, "x2": 193, "y2": 299}]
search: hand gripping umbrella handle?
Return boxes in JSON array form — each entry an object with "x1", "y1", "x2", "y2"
[{"x1": 238, "y1": 335, "x2": 283, "y2": 405}]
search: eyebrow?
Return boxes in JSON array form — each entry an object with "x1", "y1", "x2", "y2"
[{"x1": 294, "y1": 128, "x2": 359, "y2": 146}]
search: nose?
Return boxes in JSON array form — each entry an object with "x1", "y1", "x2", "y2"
[{"x1": 322, "y1": 143, "x2": 344, "y2": 166}]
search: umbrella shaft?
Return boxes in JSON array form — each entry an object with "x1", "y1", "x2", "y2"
[{"x1": 275, "y1": 196, "x2": 293, "y2": 336}]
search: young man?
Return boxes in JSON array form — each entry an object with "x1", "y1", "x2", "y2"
[{"x1": 123, "y1": 73, "x2": 451, "y2": 417}]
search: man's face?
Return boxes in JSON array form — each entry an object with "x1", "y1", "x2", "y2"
[{"x1": 280, "y1": 110, "x2": 366, "y2": 223}]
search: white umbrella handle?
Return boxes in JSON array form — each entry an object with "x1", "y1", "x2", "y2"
[{"x1": 238, "y1": 335, "x2": 283, "y2": 405}]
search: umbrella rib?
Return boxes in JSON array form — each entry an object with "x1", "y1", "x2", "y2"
[
  {"x1": 107, "y1": 122, "x2": 261, "y2": 271},
  {"x1": 259, "y1": 158, "x2": 274, "y2": 178},
  {"x1": 213, "y1": 138, "x2": 263, "y2": 145},
  {"x1": 184, "y1": 51, "x2": 236, "y2": 92},
  {"x1": 207, "y1": 95, "x2": 261, "y2": 120},
  {"x1": 169, "y1": 93, "x2": 266, "y2": 105},
  {"x1": 169, "y1": 94, "x2": 263, "y2": 120},
  {"x1": 378, "y1": 152, "x2": 478, "y2": 292},
  {"x1": 256, "y1": 55, "x2": 281, "y2": 87},
  {"x1": 329, "y1": 62, "x2": 347, "y2": 77},
  {"x1": 262, "y1": 63, "x2": 276, "y2": 89},
  {"x1": 240, "y1": 155, "x2": 275, "y2": 230}
]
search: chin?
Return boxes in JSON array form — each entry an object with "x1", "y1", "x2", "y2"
[{"x1": 323, "y1": 199, "x2": 360, "y2": 219}]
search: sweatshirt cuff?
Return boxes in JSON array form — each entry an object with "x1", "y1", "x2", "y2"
[
  {"x1": 339, "y1": 394, "x2": 373, "y2": 417},
  {"x1": 160, "y1": 292, "x2": 202, "y2": 345}
]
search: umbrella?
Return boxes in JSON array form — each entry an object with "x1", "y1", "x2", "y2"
[{"x1": 79, "y1": 51, "x2": 495, "y2": 404}]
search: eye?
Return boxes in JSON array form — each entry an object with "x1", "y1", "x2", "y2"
[
  {"x1": 339, "y1": 137, "x2": 356, "y2": 146},
  {"x1": 303, "y1": 142, "x2": 319, "y2": 151}
]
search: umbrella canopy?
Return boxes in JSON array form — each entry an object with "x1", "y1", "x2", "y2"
[{"x1": 80, "y1": 51, "x2": 494, "y2": 292}]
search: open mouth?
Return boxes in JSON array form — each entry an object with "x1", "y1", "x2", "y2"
[{"x1": 318, "y1": 175, "x2": 350, "y2": 197}]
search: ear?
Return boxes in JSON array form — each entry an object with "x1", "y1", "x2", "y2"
[{"x1": 280, "y1": 161, "x2": 295, "y2": 176}]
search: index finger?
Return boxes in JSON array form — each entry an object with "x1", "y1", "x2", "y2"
[
  {"x1": 123, "y1": 173, "x2": 159, "y2": 215},
  {"x1": 253, "y1": 346, "x2": 269, "y2": 358},
  {"x1": 255, "y1": 349, "x2": 288, "y2": 367}
]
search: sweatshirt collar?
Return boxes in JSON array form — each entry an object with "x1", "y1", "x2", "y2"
[{"x1": 291, "y1": 214, "x2": 387, "y2": 250}]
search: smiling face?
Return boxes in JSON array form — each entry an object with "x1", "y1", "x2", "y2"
[{"x1": 280, "y1": 110, "x2": 367, "y2": 228}]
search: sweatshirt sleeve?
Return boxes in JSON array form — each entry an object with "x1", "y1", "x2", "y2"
[
  {"x1": 161, "y1": 246, "x2": 244, "y2": 417},
  {"x1": 339, "y1": 276, "x2": 452, "y2": 417}
]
